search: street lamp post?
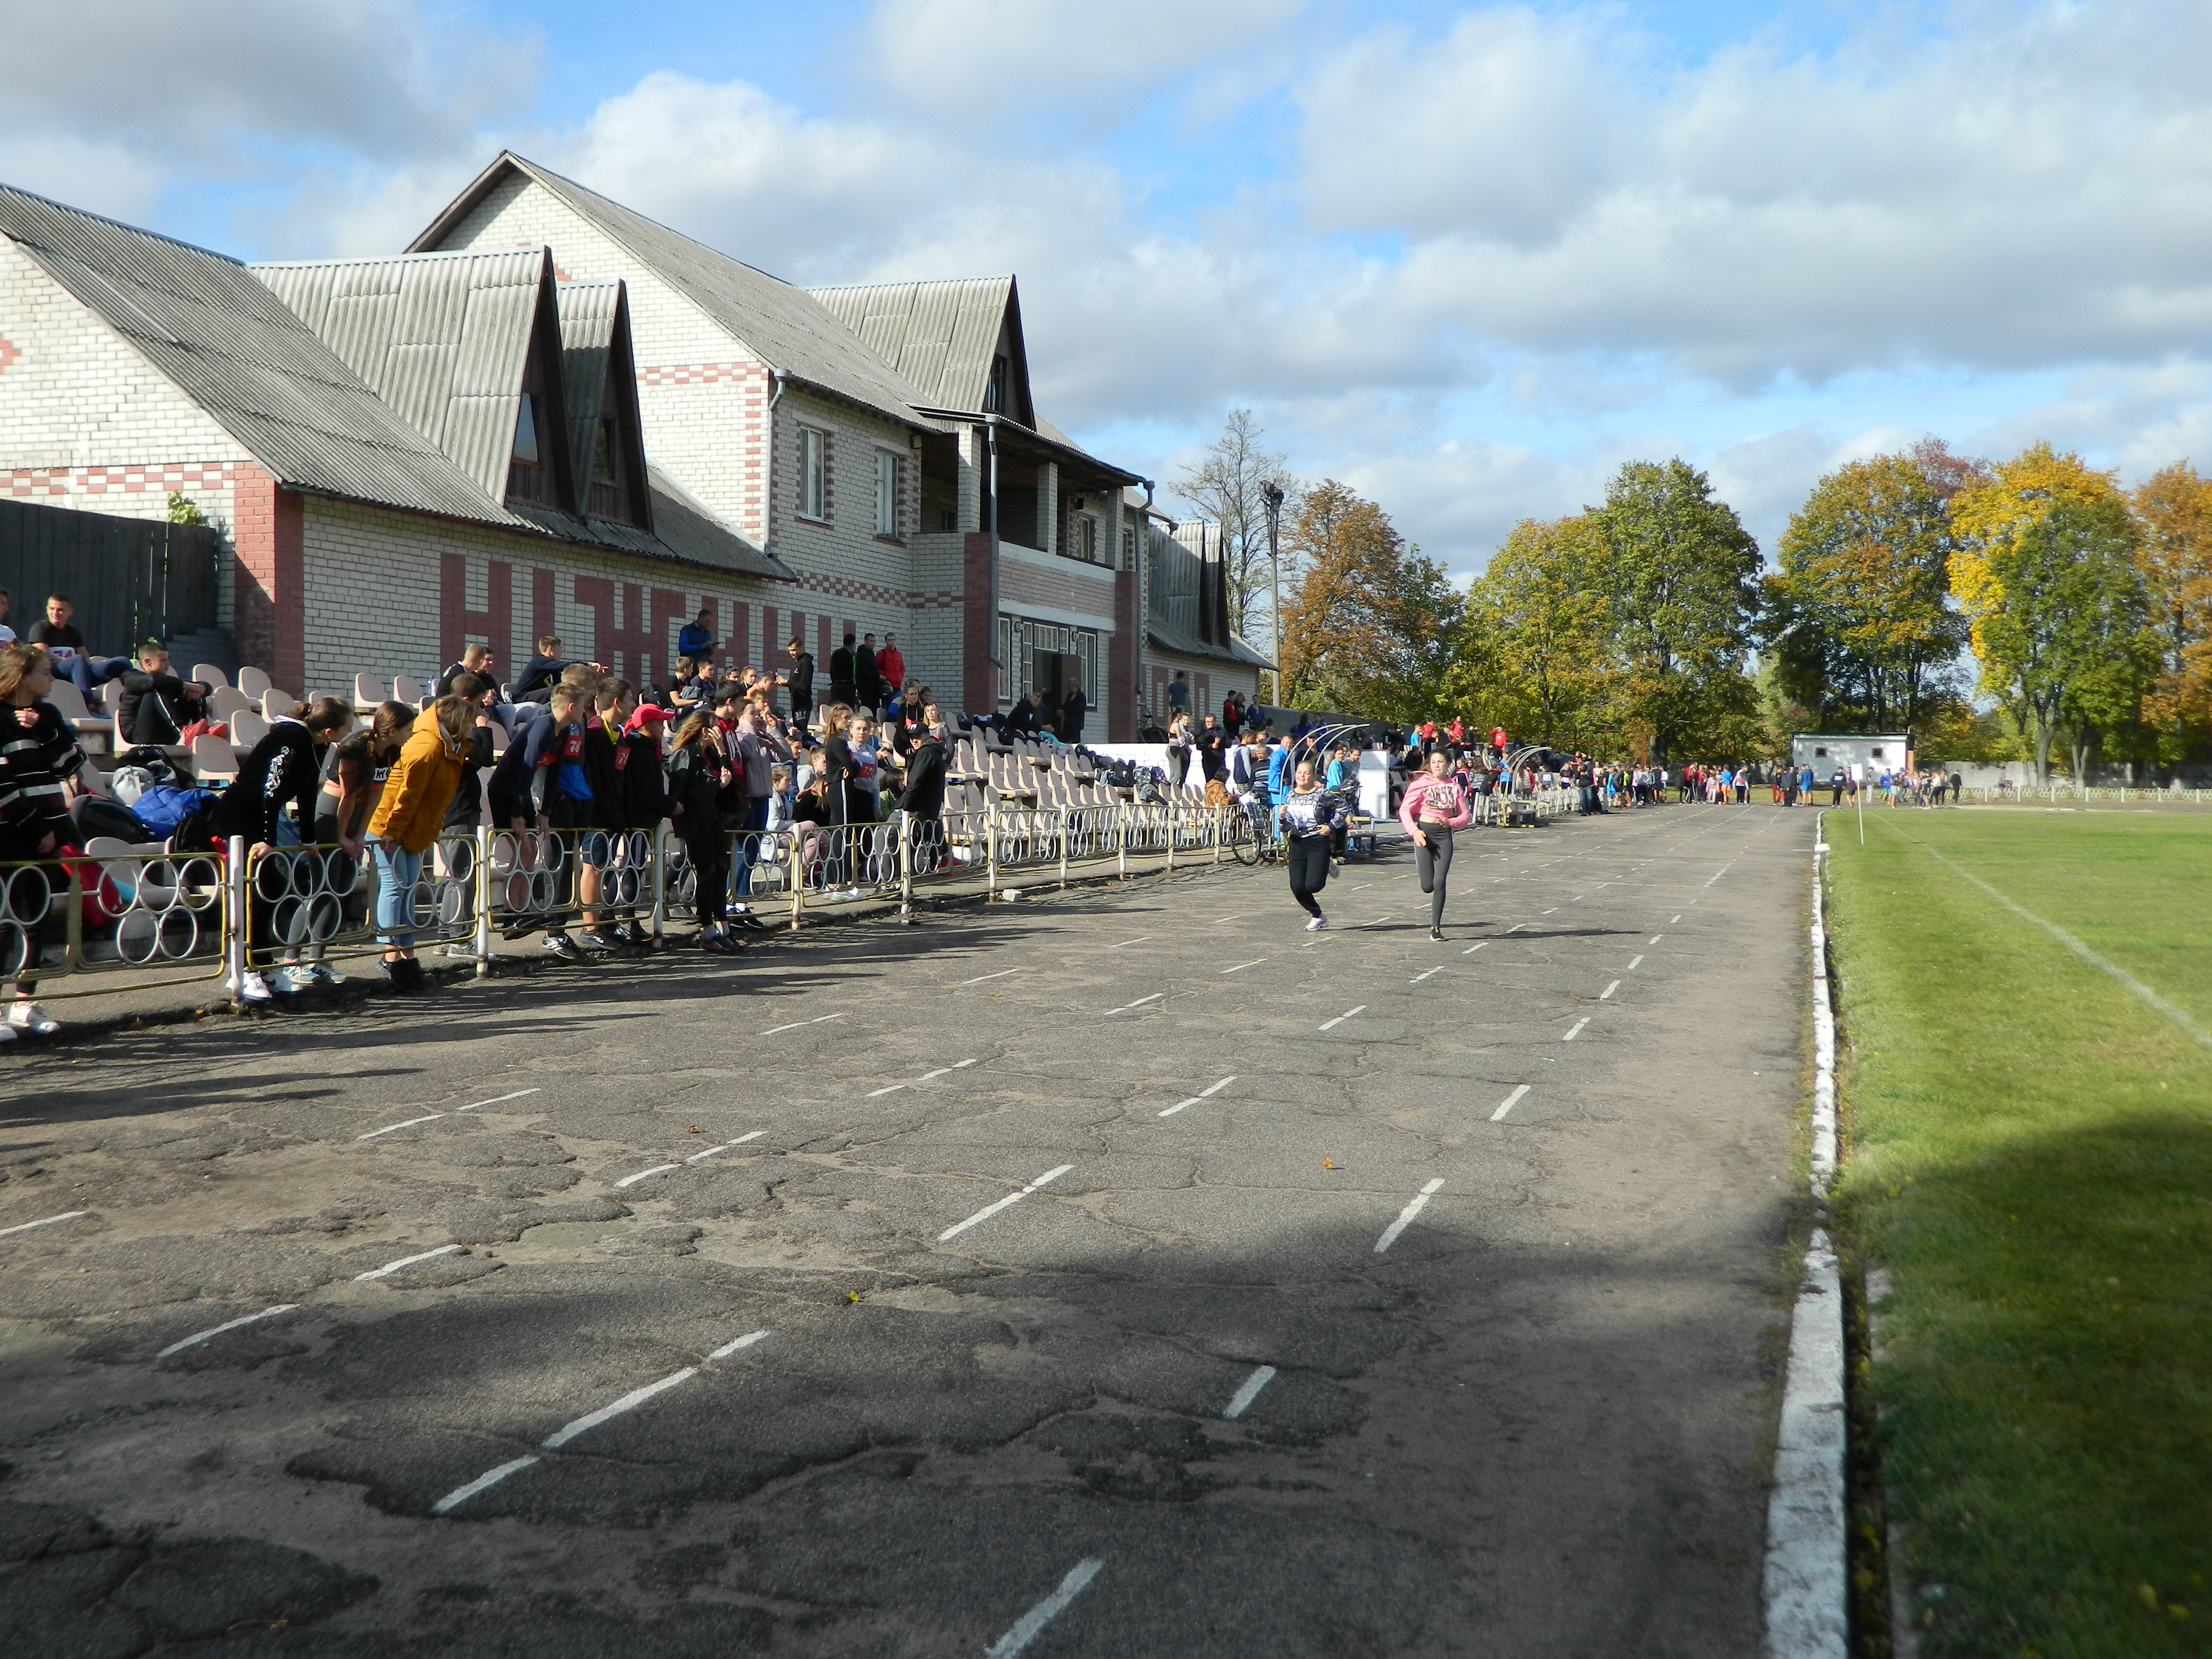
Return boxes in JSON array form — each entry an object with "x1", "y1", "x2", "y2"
[{"x1": 1262, "y1": 482, "x2": 1284, "y2": 707}]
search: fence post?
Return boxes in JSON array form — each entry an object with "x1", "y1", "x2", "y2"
[
  {"x1": 650, "y1": 823, "x2": 667, "y2": 946},
  {"x1": 786, "y1": 828, "x2": 804, "y2": 930},
  {"x1": 224, "y1": 835, "x2": 247, "y2": 1000},
  {"x1": 1118, "y1": 803, "x2": 1129, "y2": 881},
  {"x1": 1165, "y1": 807, "x2": 1176, "y2": 874},
  {"x1": 899, "y1": 811, "x2": 916, "y2": 920},
  {"x1": 474, "y1": 825, "x2": 493, "y2": 978},
  {"x1": 987, "y1": 798, "x2": 1000, "y2": 900},
  {"x1": 62, "y1": 856, "x2": 84, "y2": 971}
]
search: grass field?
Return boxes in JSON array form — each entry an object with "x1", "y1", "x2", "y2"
[{"x1": 1825, "y1": 807, "x2": 2212, "y2": 1657}]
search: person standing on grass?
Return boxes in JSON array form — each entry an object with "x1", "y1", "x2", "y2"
[
  {"x1": 1399, "y1": 747, "x2": 1474, "y2": 941},
  {"x1": 1278, "y1": 758, "x2": 1345, "y2": 930},
  {"x1": 366, "y1": 696, "x2": 472, "y2": 994}
]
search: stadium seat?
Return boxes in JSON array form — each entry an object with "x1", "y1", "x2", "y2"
[
  {"x1": 191, "y1": 664, "x2": 230, "y2": 692},
  {"x1": 355, "y1": 673, "x2": 389, "y2": 708},
  {"x1": 259, "y1": 690, "x2": 295, "y2": 719},
  {"x1": 392, "y1": 674, "x2": 424, "y2": 705},
  {"x1": 230, "y1": 710, "x2": 269, "y2": 750},
  {"x1": 192, "y1": 735, "x2": 237, "y2": 783},
  {"x1": 236, "y1": 666, "x2": 272, "y2": 698},
  {"x1": 208, "y1": 687, "x2": 252, "y2": 719}
]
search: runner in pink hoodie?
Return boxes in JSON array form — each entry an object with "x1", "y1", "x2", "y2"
[{"x1": 1399, "y1": 749, "x2": 1475, "y2": 939}]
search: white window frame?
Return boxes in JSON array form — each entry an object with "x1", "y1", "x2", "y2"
[
  {"x1": 875, "y1": 451, "x2": 898, "y2": 537},
  {"x1": 799, "y1": 427, "x2": 827, "y2": 521}
]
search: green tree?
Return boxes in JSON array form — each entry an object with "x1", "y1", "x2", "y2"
[
  {"x1": 1768, "y1": 452, "x2": 1967, "y2": 730},
  {"x1": 1460, "y1": 514, "x2": 1615, "y2": 749},
  {"x1": 1950, "y1": 444, "x2": 2154, "y2": 782},
  {"x1": 1589, "y1": 459, "x2": 1762, "y2": 764},
  {"x1": 1279, "y1": 480, "x2": 1459, "y2": 720}
]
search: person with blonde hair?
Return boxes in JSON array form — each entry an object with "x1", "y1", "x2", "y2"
[
  {"x1": 365, "y1": 696, "x2": 472, "y2": 993},
  {"x1": 0, "y1": 642, "x2": 112, "y2": 1036}
]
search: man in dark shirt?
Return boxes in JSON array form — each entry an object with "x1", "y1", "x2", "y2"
[
  {"x1": 828, "y1": 631, "x2": 858, "y2": 707},
  {"x1": 28, "y1": 594, "x2": 130, "y2": 700},
  {"x1": 118, "y1": 643, "x2": 214, "y2": 745},
  {"x1": 856, "y1": 633, "x2": 882, "y2": 712},
  {"x1": 676, "y1": 608, "x2": 716, "y2": 668},
  {"x1": 784, "y1": 636, "x2": 816, "y2": 727},
  {"x1": 512, "y1": 633, "x2": 606, "y2": 704}
]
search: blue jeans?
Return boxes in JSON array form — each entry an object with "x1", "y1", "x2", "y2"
[
  {"x1": 736, "y1": 797, "x2": 768, "y2": 896},
  {"x1": 66, "y1": 656, "x2": 131, "y2": 699},
  {"x1": 372, "y1": 843, "x2": 424, "y2": 947}
]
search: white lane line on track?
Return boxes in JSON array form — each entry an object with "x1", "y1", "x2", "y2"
[
  {"x1": 1105, "y1": 992, "x2": 1163, "y2": 1015},
  {"x1": 1491, "y1": 1085, "x2": 1530, "y2": 1122},
  {"x1": 961, "y1": 968, "x2": 1020, "y2": 986},
  {"x1": 762, "y1": 1012, "x2": 847, "y2": 1036},
  {"x1": 1108, "y1": 936, "x2": 1152, "y2": 948},
  {"x1": 1410, "y1": 966, "x2": 1443, "y2": 983},
  {"x1": 615, "y1": 1163, "x2": 682, "y2": 1187},
  {"x1": 686, "y1": 1131, "x2": 765, "y2": 1163},
  {"x1": 355, "y1": 1245, "x2": 462, "y2": 1281},
  {"x1": 1628, "y1": 955, "x2": 1644, "y2": 970},
  {"x1": 156, "y1": 1304, "x2": 297, "y2": 1358},
  {"x1": 1223, "y1": 1365, "x2": 1277, "y2": 1419},
  {"x1": 1353, "y1": 916, "x2": 1391, "y2": 928},
  {"x1": 1541, "y1": 907, "x2": 1558, "y2": 915},
  {"x1": 1159, "y1": 1075, "x2": 1237, "y2": 1117},
  {"x1": 0, "y1": 1209, "x2": 89, "y2": 1239},
  {"x1": 1318, "y1": 1006, "x2": 1366, "y2": 1031},
  {"x1": 1463, "y1": 942, "x2": 1486, "y2": 954},
  {"x1": 1671, "y1": 914, "x2": 1682, "y2": 923},
  {"x1": 1374, "y1": 1179, "x2": 1444, "y2": 1253},
  {"x1": 358, "y1": 1114, "x2": 444, "y2": 1140},
  {"x1": 939, "y1": 1165, "x2": 1075, "y2": 1242},
  {"x1": 985, "y1": 1559, "x2": 1105, "y2": 1658},
  {"x1": 1220, "y1": 958, "x2": 1266, "y2": 973},
  {"x1": 459, "y1": 1089, "x2": 539, "y2": 1112},
  {"x1": 710, "y1": 1329, "x2": 770, "y2": 1359},
  {"x1": 1505, "y1": 923, "x2": 1525, "y2": 933},
  {"x1": 430, "y1": 1456, "x2": 540, "y2": 1515},
  {"x1": 1649, "y1": 934, "x2": 1664, "y2": 944},
  {"x1": 1563, "y1": 1016, "x2": 1590, "y2": 1041},
  {"x1": 867, "y1": 1084, "x2": 907, "y2": 1097},
  {"x1": 1600, "y1": 981, "x2": 1621, "y2": 1000}
]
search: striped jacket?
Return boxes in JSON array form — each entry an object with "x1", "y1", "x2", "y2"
[{"x1": 0, "y1": 698, "x2": 83, "y2": 844}]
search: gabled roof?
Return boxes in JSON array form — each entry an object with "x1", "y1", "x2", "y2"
[
  {"x1": 807, "y1": 276, "x2": 1032, "y2": 421},
  {"x1": 0, "y1": 181, "x2": 522, "y2": 528},
  {"x1": 251, "y1": 247, "x2": 573, "y2": 513},
  {"x1": 409, "y1": 153, "x2": 931, "y2": 429}
]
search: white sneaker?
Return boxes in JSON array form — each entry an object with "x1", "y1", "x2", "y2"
[
  {"x1": 6, "y1": 1001, "x2": 58, "y2": 1035},
  {"x1": 1306, "y1": 913, "x2": 1328, "y2": 931},
  {"x1": 232, "y1": 970, "x2": 274, "y2": 1005},
  {"x1": 0, "y1": 1024, "x2": 16, "y2": 1043}
]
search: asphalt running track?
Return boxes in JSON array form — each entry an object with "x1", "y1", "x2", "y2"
[{"x1": 0, "y1": 804, "x2": 1813, "y2": 1656}]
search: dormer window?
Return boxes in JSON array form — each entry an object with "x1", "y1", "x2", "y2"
[
  {"x1": 507, "y1": 390, "x2": 554, "y2": 503},
  {"x1": 589, "y1": 416, "x2": 623, "y2": 518},
  {"x1": 985, "y1": 354, "x2": 1007, "y2": 414},
  {"x1": 515, "y1": 394, "x2": 541, "y2": 464}
]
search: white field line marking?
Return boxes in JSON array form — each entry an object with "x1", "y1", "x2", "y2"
[
  {"x1": 1318, "y1": 1005, "x2": 1366, "y2": 1031},
  {"x1": 961, "y1": 968, "x2": 1020, "y2": 986},
  {"x1": 1764, "y1": 1226, "x2": 1847, "y2": 1655},
  {"x1": 0, "y1": 1209, "x2": 89, "y2": 1239},
  {"x1": 540, "y1": 1367, "x2": 699, "y2": 1449},
  {"x1": 709, "y1": 1329, "x2": 770, "y2": 1360},
  {"x1": 1563, "y1": 1016, "x2": 1590, "y2": 1041},
  {"x1": 1541, "y1": 907, "x2": 1558, "y2": 915},
  {"x1": 1353, "y1": 916, "x2": 1391, "y2": 928},
  {"x1": 459, "y1": 1088, "x2": 539, "y2": 1112},
  {"x1": 1671, "y1": 914, "x2": 1682, "y2": 923},
  {"x1": 1220, "y1": 958, "x2": 1266, "y2": 973},
  {"x1": 614, "y1": 1163, "x2": 682, "y2": 1188},
  {"x1": 952, "y1": 1058, "x2": 979, "y2": 1068},
  {"x1": 1374, "y1": 1179, "x2": 1445, "y2": 1253},
  {"x1": 1505, "y1": 923, "x2": 1525, "y2": 934},
  {"x1": 1628, "y1": 955, "x2": 1644, "y2": 970},
  {"x1": 866, "y1": 1084, "x2": 907, "y2": 1097},
  {"x1": 1159, "y1": 1075, "x2": 1237, "y2": 1117},
  {"x1": 1463, "y1": 943, "x2": 1486, "y2": 954},
  {"x1": 1410, "y1": 966, "x2": 1443, "y2": 983},
  {"x1": 761, "y1": 1012, "x2": 847, "y2": 1036},
  {"x1": 358, "y1": 1113, "x2": 444, "y2": 1140},
  {"x1": 1108, "y1": 936, "x2": 1152, "y2": 948},
  {"x1": 1223, "y1": 1365, "x2": 1277, "y2": 1419},
  {"x1": 431, "y1": 1456, "x2": 541, "y2": 1515},
  {"x1": 938, "y1": 1165, "x2": 1075, "y2": 1242},
  {"x1": 984, "y1": 1558, "x2": 1105, "y2": 1659},
  {"x1": 1705, "y1": 866, "x2": 1729, "y2": 887},
  {"x1": 1600, "y1": 981, "x2": 1621, "y2": 1000},
  {"x1": 1105, "y1": 993, "x2": 1163, "y2": 1016},
  {"x1": 686, "y1": 1131, "x2": 765, "y2": 1164},
  {"x1": 1491, "y1": 1085, "x2": 1530, "y2": 1122},
  {"x1": 1905, "y1": 832, "x2": 2212, "y2": 1051},
  {"x1": 156, "y1": 1304, "x2": 297, "y2": 1358},
  {"x1": 355, "y1": 1245, "x2": 462, "y2": 1281}
]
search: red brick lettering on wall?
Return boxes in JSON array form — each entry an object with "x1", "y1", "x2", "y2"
[
  {"x1": 729, "y1": 601, "x2": 749, "y2": 672},
  {"x1": 816, "y1": 613, "x2": 831, "y2": 673},
  {"x1": 649, "y1": 586, "x2": 688, "y2": 683},
  {"x1": 440, "y1": 555, "x2": 513, "y2": 669},
  {"x1": 573, "y1": 577, "x2": 655, "y2": 682},
  {"x1": 230, "y1": 466, "x2": 304, "y2": 694},
  {"x1": 531, "y1": 567, "x2": 557, "y2": 655}
]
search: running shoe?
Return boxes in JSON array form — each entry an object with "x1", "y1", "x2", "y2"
[
  {"x1": 439, "y1": 943, "x2": 479, "y2": 960},
  {"x1": 544, "y1": 932, "x2": 585, "y2": 964},
  {"x1": 576, "y1": 928, "x2": 619, "y2": 955},
  {"x1": 1430, "y1": 925, "x2": 1444, "y2": 942},
  {"x1": 6, "y1": 1000, "x2": 60, "y2": 1034},
  {"x1": 309, "y1": 962, "x2": 347, "y2": 987},
  {"x1": 700, "y1": 931, "x2": 739, "y2": 955},
  {"x1": 616, "y1": 919, "x2": 652, "y2": 946},
  {"x1": 380, "y1": 958, "x2": 418, "y2": 993},
  {"x1": 262, "y1": 966, "x2": 300, "y2": 996},
  {"x1": 1306, "y1": 913, "x2": 1329, "y2": 931},
  {"x1": 270, "y1": 965, "x2": 319, "y2": 994},
  {"x1": 231, "y1": 970, "x2": 274, "y2": 1004}
]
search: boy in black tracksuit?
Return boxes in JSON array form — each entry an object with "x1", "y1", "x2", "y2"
[
  {"x1": 577, "y1": 682, "x2": 639, "y2": 952},
  {"x1": 216, "y1": 698, "x2": 351, "y2": 995}
]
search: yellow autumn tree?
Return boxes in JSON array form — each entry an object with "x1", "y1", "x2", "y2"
[
  {"x1": 2133, "y1": 461, "x2": 2212, "y2": 751},
  {"x1": 1950, "y1": 443, "x2": 2153, "y2": 781},
  {"x1": 1278, "y1": 481, "x2": 1459, "y2": 720}
]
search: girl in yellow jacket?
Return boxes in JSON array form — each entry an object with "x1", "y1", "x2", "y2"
[{"x1": 366, "y1": 695, "x2": 473, "y2": 993}]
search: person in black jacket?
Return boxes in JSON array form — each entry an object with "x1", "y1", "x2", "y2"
[
  {"x1": 118, "y1": 643, "x2": 215, "y2": 745},
  {"x1": 897, "y1": 717, "x2": 950, "y2": 873},
  {"x1": 784, "y1": 636, "x2": 816, "y2": 728},
  {"x1": 828, "y1": 632, "x2": 858, "y2": 707},
  {"x1": 1060, "y1": 683, "x2": 1087, "y2": 744},
  {"x1": 856, "y1": 633, "x2": 882, "y2": 712},
  {"x1": 218, "y1": 694, "x2": 353, "y2": 1004}
]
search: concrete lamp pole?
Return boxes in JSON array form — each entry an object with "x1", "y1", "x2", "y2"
[{"x1": 1262, "y1": 482, "x2": 1285, "y2": 707}]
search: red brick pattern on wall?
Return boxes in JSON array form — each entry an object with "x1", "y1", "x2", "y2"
[
  {"x1": 649, "y1": 586, "x2": 688, "y2": 683},
  {"x1": 574, "y1": 576, "x2": 656, "y2": 684},
  {"x1": 230, "y1": 466, "x2": 304, "y2": 694},
  {"x1": 439, "y1": 553, "x2": 513, "y2": 668},
  {"x1": 963, "y1": 531, "x2": 994, "y2": 715},
  {"x1": 531, "y1": 568, "x2": 558, "y2": 654},
  {"x1": 6, "y1": 461, "x2": 247, "y2": 500}
]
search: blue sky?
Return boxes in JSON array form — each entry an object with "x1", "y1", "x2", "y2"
[{"x1": 8, "y1": 0, "x2": 2212, "y2": 581}]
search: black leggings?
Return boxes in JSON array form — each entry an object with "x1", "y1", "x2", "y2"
[
  {"x1": 1286, "y1": 836, "x2": 1332, "y2": 917},
  {"x1": 687, "y1": 839, "x2": 729, "y2": 927},
  {"x1": 1415, "y1": 824, "x2": 1454, "y2": 927}
]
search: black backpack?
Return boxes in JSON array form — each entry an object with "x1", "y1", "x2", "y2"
[
  {"x1": 168, "y1": 796, "x2": 225, "y2": 855},
  {"x1": 70, "y1": 795, "x2": 152, "y2": 844}
]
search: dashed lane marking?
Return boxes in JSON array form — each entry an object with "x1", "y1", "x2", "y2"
[
  {"x1": 1600, "y1": 981, "x2": 1621, "y2": 1000},
  {"x1": 1410, "y1": 966, "x2": 1444, "y2": 983},
  {"x1": 939, "y1": 1165, "x2": 1075, "y2": 1242},
  {"x1": 355, "y1": 1245, "x2": 462, "y2": 1282},
  {"x1": 960, "y1": 968, "x2": 1020, "y2": 986},
  {"x1": 985, "y1": 1558, "x2": 1105, "y2": 1658},
  {"x1": 1374, "y1": 1179, "x2": 1445, "y2": 1253},
  {"x1": 0, "y1": 1209, "x2": 90, "y2": 1239},
  {"x1": 1563, "y1": 1016, "x2": 1591, "y2": 1041},
  {"x1": 1463, "y1": 943, "x2": 1486, "y2": 954},
  {"x1": 357, "y1": 1114, "x2": 445, "y2": 1140},
  {"x1": 762, "y1": 1012, "x2": 847, "y2": 1036},
  {"x1": 686, "y1": 1131, "x2": 766, "y2": 1163},
  {"x1": 1671, "y1": 914, "x2": 1682, "y2": 923},
  {"x1": 615, "y1": 1163, "x2": 682, "y2": 1188},
  {"x1": 156, "y1": 1304, "x2": 297, "y2": 1359},
  {"x1": 1108, "y1": 937, "x2": 1152, "y2": 948},
  {"x1": 1105, "y1": 993, "x2": 1164, "y2": 1016},
  {"x1": 1318, "y1": 1006, "x2": 1367, "y2": 1032},
  {"x1": 1220, "y1": 958, "x2": 1267, "y2": 973},
  {"x1": 1649, "y1": 934, "x2": 1664, "y2": 944},
  {"x1": 915, "y1": 1059, "x2": 981, "y2": 1083},
  {"x1": 1491, "y1": 1085, "x2": 1530, "y2": 1122},
  {"x1": 1628, "y1": 955, "x2": 1644, "y2": 970},
  {"x1": 1158, "y1": 1076, "x2": 1238, "y2": 1118},
  {"x1": 459, "y1": 1089, "x2": 539, "y2": 1112},
  {"x1": 1505, "y1": 923, "x2": 1526, "y2": 934},
  {"x1": 1223, "y1": 1365, "x2": 1277, "y2": 1419}
]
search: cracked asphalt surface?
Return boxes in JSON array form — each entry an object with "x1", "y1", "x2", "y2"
[{"x1": 0, "y1": 803, "x2": 1811, "y2": 1657}]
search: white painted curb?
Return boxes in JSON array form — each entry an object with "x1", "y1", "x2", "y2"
[{"x1": 1762, "y1": 812, "x2": 1849, "y2": 1658}]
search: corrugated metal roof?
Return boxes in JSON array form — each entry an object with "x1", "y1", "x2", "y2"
[
  {"x1": 554, "y1": 279, "x2": 620, "y2": 495},
  {"x1": 251, "y1": 248, "x2": 548, "y2": 506},
  {"x1": 412, "y1": 154, "x2": 933, "y2": 428},
  {"x1": 807, "y1": 277, "x2": 1012, "y2": 412},
  {"x1": 0, "y1": 182, "x2": 520, "y2": 529}
]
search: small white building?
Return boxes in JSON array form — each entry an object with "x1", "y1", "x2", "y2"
[{"x1": 1790, "y1": 733, "x2": 1910, "y2": 775}]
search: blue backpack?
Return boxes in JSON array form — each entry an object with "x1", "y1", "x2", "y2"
[{"x1": 131, "y1": 784, "x2": 219, "y2": 840}]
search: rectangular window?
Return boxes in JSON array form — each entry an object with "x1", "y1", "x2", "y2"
[
  {"x1": 800, "y1": 427, "x2": 826, "y2": 520},
  {"x1": 1077, "y1": 516, "x2": 1099, "y2": 564},
  {"x1": 876, "y1": 451, "x2": 898, "y2": 537}
]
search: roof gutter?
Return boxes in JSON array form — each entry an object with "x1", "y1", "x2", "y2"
[{"x1": 911, "y1": 407, "x2": 1144, "y2": 488}]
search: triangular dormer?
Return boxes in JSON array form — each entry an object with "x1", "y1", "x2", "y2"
[
  {"x1": 556, "y1": 281, "x2": 651, "y2": 532},
  {"x1": 807, "y1": 275, "x2": 1035, "y2": 428}
]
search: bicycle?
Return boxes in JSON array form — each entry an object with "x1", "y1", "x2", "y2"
[{"x1": 1228, "y1": 798, "x2": 1283, "y2": 866}]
